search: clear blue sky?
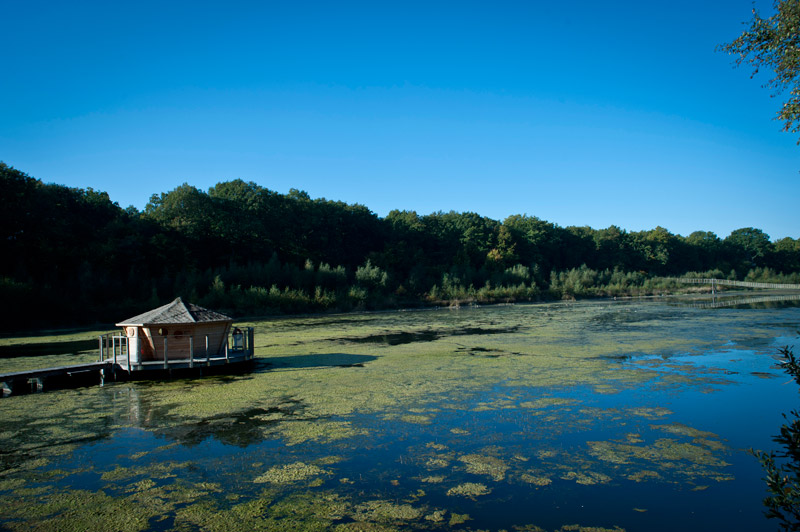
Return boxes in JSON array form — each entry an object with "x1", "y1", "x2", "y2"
[{"x1": 2, "y1": 0, "x2": 798, "y2": 239}]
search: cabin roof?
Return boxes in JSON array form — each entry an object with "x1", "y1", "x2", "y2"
[{"x1": 116, "y1": 298, "x2": 232, "y2": 326}]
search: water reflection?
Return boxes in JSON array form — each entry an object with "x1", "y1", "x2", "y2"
[
  {"x1": 104, "y1": 353, "x2": 380, "y2": 448},
  {"x1": 2, "y1": 297, "x2": 799, "y2": 532},
  {"x1": 105, "y1": 385, "x2": 296, "y2": 447},
  {"x1": 672, "y1": 291, "x2": 800, "y2": 310},
  {"x1": 316, "y1": 326, "x2": 524, "y2": 346},
  {"x1": 264, "y1": 352, "x2": 377, "y2": 369}
]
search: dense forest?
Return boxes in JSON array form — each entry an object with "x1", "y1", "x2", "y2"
[{"x1": 2, "y1": 162, "x2": 799, "y2": 331}]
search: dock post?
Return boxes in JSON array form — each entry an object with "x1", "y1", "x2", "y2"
[
  {"x1": 6, "y1": 379, "x2": 21, "y2": 396},
  {"x1": 30, "y1": 378, "x2": 43, "y2": 393},
  {"x1": 99, "y1": 336, "x2": 104, "y2": 362},
  {"x1": 206, "y1": 335, "x2": 210, "y2": 367},
  {"x1": 190, "y1": 336, "x2": 194, "y2": 368},
  {"x1": 164, "y1": 337, "x2": 169, "y2": 370}
]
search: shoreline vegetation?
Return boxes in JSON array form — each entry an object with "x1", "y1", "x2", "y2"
[
  {"x1": 0, "y1": 281, "x2": 731, "y2": 339},
  {"x1": 2, "y1": 162, "x2": 799, "y2": 331},
  {"x1": 0, "y1": 282, "x2": 776, "y2": 340},
  {"x1": 188, "y1": 269, "x2": 787, "y2": 317}
]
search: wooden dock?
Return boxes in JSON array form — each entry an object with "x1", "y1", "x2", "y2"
[
  {"x1": 0, "y1": 324, "x2": 256, "y2": 397},
  {"x1": 98, "y1": 327, "x2": 254, "y2": 371},
  {"x1": 0, "y1": 361, "x2": 113, "y2": 397},
  {"x1": 114, "y1": 349, "x2": 254, "y2": 372},
  {"x1": 0, "y1": 302, "x2": 257, "y2": 397},
  {"x1": 0, "y1": 353, "x2": 256, "y2": 397}
]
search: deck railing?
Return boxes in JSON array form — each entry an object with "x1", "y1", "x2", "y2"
[
  {"x1": 98, "y1": 334, "x2": 130, "y2": 366},
  {"x1": 99, "y1": 326, "x2": 254, "y2": 372}
]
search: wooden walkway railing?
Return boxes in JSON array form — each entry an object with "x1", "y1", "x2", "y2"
[{"x1": 672, "y1": 278, "x2": 800, "y2": 290}]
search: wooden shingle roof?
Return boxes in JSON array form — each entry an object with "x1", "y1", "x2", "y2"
[{"x1": 117, "y1": 298, "x2": 232, "y2": 326}]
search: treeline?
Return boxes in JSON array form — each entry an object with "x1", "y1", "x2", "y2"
[{"x1": 2, "y1": 162, "x2": 799, "y2": 330}]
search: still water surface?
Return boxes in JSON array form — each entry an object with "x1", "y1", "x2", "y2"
[{"x1": 1, "y1": 293, "x2": 799, "y2": 531}]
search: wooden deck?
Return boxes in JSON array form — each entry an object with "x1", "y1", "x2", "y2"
[
  {"x1": 0, "y1": 353, "x2": 255, "y2": 397},
  {"x1": 1, "y1": 326, "x2": 255, "y2": 397},
  {"x1": 0, "y1": 361, "x2": 113, "y2": 397},
  {"x1": 115, "y1": 349, "x2": 254, "y2": 372},
  {"x1": 98, "y1": 326, "x2": 254, "y2": 371}
]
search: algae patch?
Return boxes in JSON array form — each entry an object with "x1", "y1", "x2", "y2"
[
  {"x1": 353, "y1": 500, "x2": 424, "y2": 522},
  {"x1": 458, "y1": 453, "x2": 509, "y2": 481},
  {"x1": 521, "y1": 473, "x2": 552, "y2": 486},
  {"x1": 446, "y1": 482, "x2": 492, "y2": 498},
  {"x1": 253, "y1": 462, "x2": 329, "y2": 484}
]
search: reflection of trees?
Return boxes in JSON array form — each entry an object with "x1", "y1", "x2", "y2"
[
  {"x1": 108, "y1": 385, "x2": 306, "y2": 448},
  {"x1": 0, "y1": 388, "x2": 119, "y2": 472},
  {"x1": 156, "y1": 402, "x2": 308, "y2": 448},
  {"x1": 101, "y1": 353, "x2": 378, "y2": 448}
]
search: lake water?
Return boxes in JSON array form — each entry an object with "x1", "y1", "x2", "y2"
[{"x1": 1, "y1": 293, "x2": 799, "y2": 531}]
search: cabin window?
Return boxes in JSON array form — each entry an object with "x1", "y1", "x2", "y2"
[
  {"x1": 158, "y1": 328, "x2": 169, "y2": 337},
  {"x1": 126, "y1": 327, "x2": 136, "y2": 337}
]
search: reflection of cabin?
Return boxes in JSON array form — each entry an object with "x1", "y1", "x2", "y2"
[{"x1": 100, "y1": 298, "x2": 253, "y2": 372}]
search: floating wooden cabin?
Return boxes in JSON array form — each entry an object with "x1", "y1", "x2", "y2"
[
  {"x1": 100, "y1": 298, "x2": 254, "y2": 372},
  {"x1": 0, "y1": 299, "x2": 254, "y2": 397}
]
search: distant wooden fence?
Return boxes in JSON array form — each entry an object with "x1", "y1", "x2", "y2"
[{"x1": 671, "y1": 278, "x2": 800, "y2": 290}]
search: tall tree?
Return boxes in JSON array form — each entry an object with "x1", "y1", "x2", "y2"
[
  {"x1": 719, "y1": 0, "x2": 800, "y2": 142},
  {"x1": 725, "y1": 227, "x2": 773, "y2": 269},
  {"x1": 686, "y1": 231, "x2": 726, "y2": 272},
  {"x1": 504, "y1": 215, "x2": 565, "y2": 273},
  {"x1": 775, "y1": 237, "x2": 800, "y2": 272}
]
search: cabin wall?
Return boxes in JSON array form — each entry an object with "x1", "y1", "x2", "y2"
[
  {"x1": 138, "y1": 322, "x2": 232, "y2": 361},
  {"x1": 124, "y1": 326, "x2": 152, "y2": 364}
]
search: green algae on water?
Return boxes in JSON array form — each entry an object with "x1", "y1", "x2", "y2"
[
  {"x1": 446, "y1": 482, "x2": 491, "y2": 498},
  {"x1": 520, "y1": 473, "x2": 553, "y2": 486},
  {"x1": 353, "y1": 500, "x2": 424, "y2": 523},
  {"x1": 458, "y1": 453, "x2": 509, "y2": 481},
  {"x1": 0, "y1": 298, "x2": 792, "y2": 531},
  {"x1": 253, "y1": 462, "x2": 330, "y2": 484}
]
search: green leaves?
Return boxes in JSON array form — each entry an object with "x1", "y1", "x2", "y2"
[
  {"x1": 754, "y1": 343, "x2": 800, "y2": 530},
  {"x1": 719, "y1": 0, "x2": 800, "y2": 142}
]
